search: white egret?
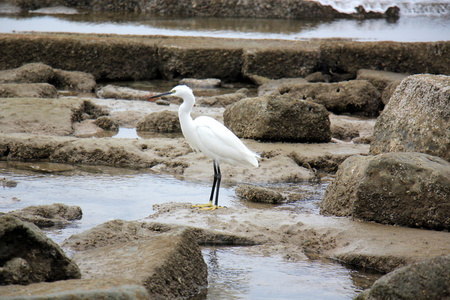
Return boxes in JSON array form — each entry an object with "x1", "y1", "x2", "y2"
[{"x1": 148, "y1": 85, "x2": 259, "y2": 210}]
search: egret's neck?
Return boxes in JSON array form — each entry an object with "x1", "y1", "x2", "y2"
[{"x1": 178, "y1": 92, "x2": 195, "y2": 126}]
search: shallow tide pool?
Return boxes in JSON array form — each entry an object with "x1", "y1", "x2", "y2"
[{"x1": 0, "y1": 161, "x2": 380, "y2": 299}]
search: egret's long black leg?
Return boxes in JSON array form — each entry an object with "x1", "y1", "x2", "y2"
[
  {"x1": 214, "y1": 162, "x2": 221, "y2": 206},
  {"x1": 209, "y1": 160, "x2": 219, "y2": 204}
]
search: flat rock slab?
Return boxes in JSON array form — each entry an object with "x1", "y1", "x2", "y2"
[
  {"x1": 0, "y1": 98, "x2": 84, "y2": 136},
  {"x1": 0, "y1": 278, "x2": 149, "y2": 300},
  {"x1": 72, "y1": 228, "x2": 207, "y2": 299},
  {"x1": 148, "y1": 202, "x2": 450, "y2": 273},
  {"x1": 0, "y1": 133, "x2": 369, "y2": 183}
]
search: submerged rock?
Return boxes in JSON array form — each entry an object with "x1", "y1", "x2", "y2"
[
  {"x1": 224, "y1": 95, "x2": 331, "y2": 143},
  {"x1": 355, "y1": 255, "x2": 450, "y2": 300},
  {"x1": 321, "y1": 152, "x2": 450, "y2": 230},
  {"x1": 0, "y1": 215, "x2": 80, "y2": 285},
  {"x1": 235, "y1": 184, "x2": 286, "y2": 204},
  {"x1": 370, "y1": 74, "x2": 450, "y2": 162}
]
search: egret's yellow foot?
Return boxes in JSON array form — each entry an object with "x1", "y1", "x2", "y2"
[{"x1": 192, "y1": 201, "x2": 223, "y2": 210}]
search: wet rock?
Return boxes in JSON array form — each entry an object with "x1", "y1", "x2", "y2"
[
  {"x1": 235, "y1": 184, "x2": 286, "y2": 204},
  {"x1": 257, "y1": 77, "x2": 308, "y2": 96},
  {"x1": 136, "y1": 110, "x2": 181, "y2": 133},
  {"x1": 321, "y1": 152, "x2": 450, "y2": 230},
  {"x1": 9, "y1": 203, "x2": 82, "y2": 228},
  {"x1": 63, "y1": 219, "x2": 256, "y2": 252},
  {"x1": 370, "y1": 74, "x2": 450, "y2": 162},
  {"x1": 289, "y1": 152, "x2": 349, "y2": 174},
  {"x1": 224, "y1": 95, "x2": 331, "y2": 143},
  {"x1": 0, "y1": 62, "x2": 54, "y2": 83},
  {"x1": 0, "y1": 215, "x2": 80, "y2": 285},
  {"x1": 0, "y1": 83, "x2": 57, "y2": 98},
  {"x1": 179, "y1": 78, "x2": 221, "y2": 88},
  {"x1": 356, "y1": 69, "x2": 408, "y2": 105},
  {"x1": 51, "y1": 69, "x2": 96, "y2": 92},
  {"x1": 197, "y1": 91, "x2": 247, "y2": 107},
  {"x1": 355, "y1": 255, "x2": 450, "y2": 300},
  {"x1": 93, "y1": 116, "x2": 118, "y2": 131},
  {"x1": 1, "y1": 177, "x2": 18, "y2": 188},
  {"x1": 72, "y1": 227, "x2": 207, "y2": 299},
  {"x1": 0, "y1": 278, "x2": 150, "y2": 299},
  {"x1": 277, "y1": 80, "x2": 382, "y2": 116},
  {"x1": 7, "y1": 161, "x2": 75, "y2": 173},
  {"x1": 96, "y1": 84, "x2": 149, "y2": 100}
]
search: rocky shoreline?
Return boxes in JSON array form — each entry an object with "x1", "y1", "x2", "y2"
[
  {"x1": 0, "y1": 31, "x2": 449, "y2": 299},
  {"x1": 3, "y1": 0, "x2": 400, "y2": 19}
]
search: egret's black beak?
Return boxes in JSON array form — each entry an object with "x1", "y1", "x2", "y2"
[{"x1": 147, "y1": 91, "x2": 174, "y2": 102}]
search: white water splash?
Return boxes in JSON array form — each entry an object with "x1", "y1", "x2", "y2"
[{"x1": 314, "y1": 0, "x2": 450, "y2": 16}]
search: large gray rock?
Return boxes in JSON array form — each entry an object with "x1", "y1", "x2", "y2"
[
  {"x1": 321, "y1": 152, "x2": 450, "y2": 230},
  {"x1": 370, "y1": 74, "x2": 450, "y2": 162},
  {"x1": 355, "y1": 255, "x2": 450, "y2": 300},
  {"x1": 0, "y1": 215, "x2": 81, "y2": 285},
  {"x1": 0, "y1": 83, "x2": 57, "y2": 98},
  {"x1": 0, "y1": 278, "x2": 150, "y2": 299},
  {"x1": 72, "y1": 227, "x2": 207, "y2": 299},
  {"x1": 276, "y1": 80, "x2": 382, "y2": 116},
  {"x1": 224, "y1": 95, "x2": 331, "y2": 142},
  {"x1": 0, "y1": 63, "x2": 54, "y2": 83}
]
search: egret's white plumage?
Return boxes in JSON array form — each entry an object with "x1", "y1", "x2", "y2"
[{"x1": 149, "y1": 85, "x2": 259, "y2": 209}]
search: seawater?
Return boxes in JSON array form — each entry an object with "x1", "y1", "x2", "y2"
[
  {"x1": 0, "y1": 3, "x2": 449, "y2": 42},
  {"x1": 0, "y1": 162, "x2": 380, "y2": 299}
]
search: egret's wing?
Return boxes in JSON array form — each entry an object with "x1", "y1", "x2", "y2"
[{"x1": 194, "y1": 116, "x2": 258, "y2": 166}]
